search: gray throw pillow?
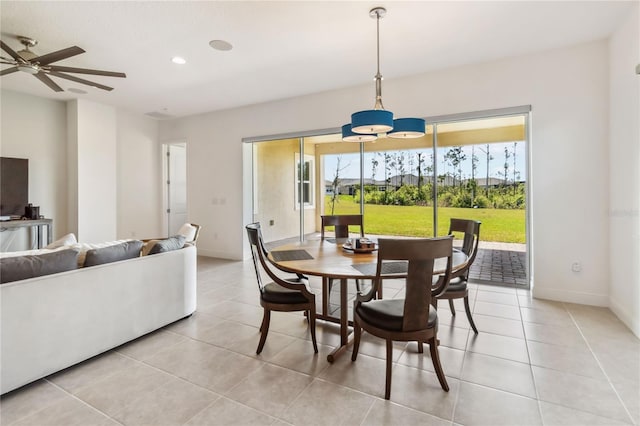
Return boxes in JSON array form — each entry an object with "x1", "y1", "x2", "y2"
[
  {"x1": 0, "y1": 248, "x2": 79, "y2": 284},
  {"x1": 148, "y1": 235, "x2": 186, "y2": 255},
  {"x1": 83, "y1": 240, "x2": 143, "y2": 267}
]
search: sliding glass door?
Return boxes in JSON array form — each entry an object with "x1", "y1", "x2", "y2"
[{"x1": 249, "y1": 108, "x2": 529, "y2": 289}]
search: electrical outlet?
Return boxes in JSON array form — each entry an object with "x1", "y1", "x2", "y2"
[
  {"x1": 269, "y1": 220, "x2": 275, "y2": 226},
  {"x1": 571, "y1": 262, "x2": 582, "y2": 272}
]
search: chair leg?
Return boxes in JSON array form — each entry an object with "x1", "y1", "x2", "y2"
[
  {"x1": 428, "y1": 336, "x2": 449, "y2": 392},
  {"x1": 257, "y1": 309, "x2": 271, "y2": 354},
  {"x1": 417, "y1": 341, "x2": 423, "y2": 353},
  {"x1": 448, "y1": 299, "x2": 456, "y2": 316},
  {"x1": 464, "y1": 296, "x2": 478, "y2": 334},
  {"x1": 355, "y1": 279, "x2": 361, "y2": 293},
  {"x1": 309, "y1": 310, "x2": 318, "y2": 353},
  {"x1": 385, "y1": 339, "x2": 393, "y2": 400},
  {"x1": 351, "y1": 317, "x2": 362, "y2": 361}
]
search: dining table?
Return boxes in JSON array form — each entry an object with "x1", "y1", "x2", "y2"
[{"x1": 268, "y1": 237, "x2": 468, "y2": 362}]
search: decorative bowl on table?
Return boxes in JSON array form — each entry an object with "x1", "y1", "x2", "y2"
[{"x1": 343, "y1": 238, "x2": 377, "y2": 253}]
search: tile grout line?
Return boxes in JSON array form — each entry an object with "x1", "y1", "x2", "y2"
[
  {"x1": 42, "y1": 378, "x2": 126, "y2": 426},
  {"x1": 117, "y1": 349, "x2": 284, "y2": 425},
  {"x1": 515, "y1": 290, "x2": 545, "y2": 425},
  {"x1": 563, "y1": 303, "x2": 636, "y2": 425}
]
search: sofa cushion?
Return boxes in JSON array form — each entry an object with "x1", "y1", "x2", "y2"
[
  {"x1": 144, "y1": 235, "x2": 186, "y2": 256},
  {"x1": 71, "y1": 240, "x2": 136, "y2": 267},
  {"x1": 44, "y1": 233, "x2": 78, "y2": 249},
  {"x1": 0, "y1": 248, "x2": 79, "y2": 284},
  {"x1": 83, "y1": 240, "x2": 144, "y2": 267}
]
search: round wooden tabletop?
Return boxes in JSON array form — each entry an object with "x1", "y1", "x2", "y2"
[{"x1": 269, "y1": 238, "x2": 468, "y2": 280}]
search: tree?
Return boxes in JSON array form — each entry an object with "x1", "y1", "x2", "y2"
[
  {"x1": 397, "y1": 152, "x2": 406, "y2": 186},
  {"x1": 512, "y1": 142, "x2": 518, "y2": 194},
  {"x1": 444, "y1": 146, "x2": 466, "y2": 188},
  {"x1": 471, "y1": 146, "x2": 479, "y2": 201},
  {"x1": 416, "y1": 152, "x2": 424, "y2": 189},
  {"x1": 498, "y1": 146, "x2": 511, "y2": 186},
  {"x1": 329, "y1": 156, "x2": 349, "y2": 215},
  {"x1": 478, "y1": 144, "x2": 494, "y2": 196},
  {"x1": 371, "y1": 157, "x2": 379, "y2": 182}
]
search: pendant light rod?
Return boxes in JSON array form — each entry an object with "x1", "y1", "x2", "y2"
[{"x1": 371, "y1": 7, "x2": 386, "y2": 111}]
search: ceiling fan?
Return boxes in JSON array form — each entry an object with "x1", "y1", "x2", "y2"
[{"x1": 0, "y1": 36, "x2": 126, "y2": 92}]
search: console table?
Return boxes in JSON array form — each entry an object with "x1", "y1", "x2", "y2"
[{"x1": 0, "y1": 219, "x2": 53, "y2": 249}]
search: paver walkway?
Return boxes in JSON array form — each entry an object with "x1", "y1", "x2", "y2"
[{"x1": 471, "y1": 242, "x2": 527, "y2": 287}]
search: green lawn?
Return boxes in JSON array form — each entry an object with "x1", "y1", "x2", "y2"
[{"x1": 326, "y1": 196, "x2": 525, "y2": 243}]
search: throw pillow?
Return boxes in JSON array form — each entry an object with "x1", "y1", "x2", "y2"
[
  {"x1": 145, "y1": 235, "x2": 186, "y2": 255},
  {"x1": 45, "y1": 233, "x2": 78, "y2": 249},
  {"x1": 0, "y1": 248, "x2": 79, "y2": 284},
  {"x1": 83, "y1": 240, "x2": 144, "y2": 267},
  {"x1": 177, "y1": 223, "x2": 198, "y2": 243}
]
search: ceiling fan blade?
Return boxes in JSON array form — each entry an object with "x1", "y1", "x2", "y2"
[
  {"x1": 34, "y1": 46, "x2": 84, "y2": 65},
  {"x1": 48, "y1": 65, "x2": 125, "y2": 78},
  {"x1": 0, "y1": 66, "x2": 19, "y2": 76},
  {"x1": 35, "y1": 73, "x2": 64, "y2": 92},
  {"x1": 0, "y1": 40, "x2": 21, "y2": 61},
  {"x1": 48, "y1": 71, "x2": 113, "y2": 91}
]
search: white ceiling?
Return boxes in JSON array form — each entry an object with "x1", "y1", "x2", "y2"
[{"x1": 0, "y1": 1, "x2": 633, "y2": 119}]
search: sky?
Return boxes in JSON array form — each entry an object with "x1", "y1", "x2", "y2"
[{"x1": 323, "y1": 141, "x2": 527, "y2": 183}]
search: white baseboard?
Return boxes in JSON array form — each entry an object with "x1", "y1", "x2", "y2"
[
  {"x1": 196, "y1": 248, "x2": 242, "y2": 260},
  {"x1": 609, "y1": 296, "x2": 640, "y2": 339},
  {"x1": 532, "y1": 286, "x2": 609, "y2": 307}
]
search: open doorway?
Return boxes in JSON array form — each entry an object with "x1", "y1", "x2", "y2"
[{"x1": 162, "y1": 142, "x2": 187, "y2": 236}]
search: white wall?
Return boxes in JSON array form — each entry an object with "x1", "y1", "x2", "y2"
[
  {"x1": 68, "y1": 99, "x2": 117, "y2": 243},
  {"x1": 116, "y1": 111, "x2": 162, "y2": 240},
  {"x1": 160, "y1": 40, "x2": 615, "y2": 309},
  {"x1": 2, "y1": 90, "x2": 163, "y2": 246},
  {"x1": 608, "y1": 3, "x2": 640, "y2": 337},
  {"x1": 1, "y1": 90, "x2": 68, "y2": 243}
]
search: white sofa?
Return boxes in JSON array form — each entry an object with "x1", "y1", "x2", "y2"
[{"x1": 0, "y1": 244, "x2": 197, "y2": 394}]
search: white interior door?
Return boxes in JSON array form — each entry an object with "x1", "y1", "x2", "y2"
[{"x1": 167, "y1": 143, "x2": 187, "y2": 236}]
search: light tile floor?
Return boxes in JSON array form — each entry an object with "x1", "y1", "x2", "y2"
[{"x1": 1, "y1": 256, "x2": 639, "y2": 426}]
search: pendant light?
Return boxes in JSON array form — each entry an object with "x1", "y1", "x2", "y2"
[{"x1": 342, "y1": 7, "x2": 425, "y2": 142}]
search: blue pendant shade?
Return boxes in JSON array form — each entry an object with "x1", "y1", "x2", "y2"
[
  {"x1": 387, "y1": 118, "x2": 426, "y2": 139},
  {"x1": 351, "y1": 109, "x2": 393, "y2": 134},
  {"x1": 342, "y1": 124, "x2": 378, "y2": 142}
]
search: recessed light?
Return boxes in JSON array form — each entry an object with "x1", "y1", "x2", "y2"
[
  {"x1": 171, "y1": 56, "x2": 186, "y2": 65},
  {"x1": 209, "y1": 40, "x2": 233, "y2": 51},
  {"x1": 67, "y1": 88, "x2": 87, "y2": 94}
]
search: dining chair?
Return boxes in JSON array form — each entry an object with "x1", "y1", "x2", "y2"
[
  {"x1": 320, "y1": 214, "x2": 365, "y2": 315},
  {"x1": 320, "y1": 214, "x2": 365, "y2": 241},
  {"x1": 351, "y1": 236, "x2": 453, "y2": 399},
  {"x1": 435, "y1": 218, "x2": 481, "y2": 334},
  {"x1": 245, "y1": 222, "x2": 318, "y2": 354}
]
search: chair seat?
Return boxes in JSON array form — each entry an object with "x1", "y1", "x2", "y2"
[
  {"x1": 261, "y1": 280, "x2": 309, "y2": 304},
  {"x1": 356, "y1": 299, "x2": 438, "y2": 331},
  {"x1": 444, "y1": 277, "x2": 467, "y2": 293}
]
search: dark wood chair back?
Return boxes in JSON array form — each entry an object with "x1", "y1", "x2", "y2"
[
  {"x1": 448, "y1": 218, "x2": 481, "y2": 277},
  {"x1": 320, "y1": 214, "x2": 364, "y2": 240},
  {"x1": 376, "y1": 237, "x2": 453, "y2": 330},
  {"x1": 245, "y1": 222, "x2": 318, "y2": 354},
  {"x1": 351, "y1": 236, "x2": 454, "y2": 399}
]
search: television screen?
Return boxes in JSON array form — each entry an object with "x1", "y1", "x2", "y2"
[{"x1": 0, "y1": 157, "x2": 29, "y2": 216}]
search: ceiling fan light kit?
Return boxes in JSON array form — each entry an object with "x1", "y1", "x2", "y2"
[
  {"x1": 342, "y1": 7, "x2": 425, "y2": 142},
  {"x1": 0, "y1": 36, "x2": 126, "y2": 93}
]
